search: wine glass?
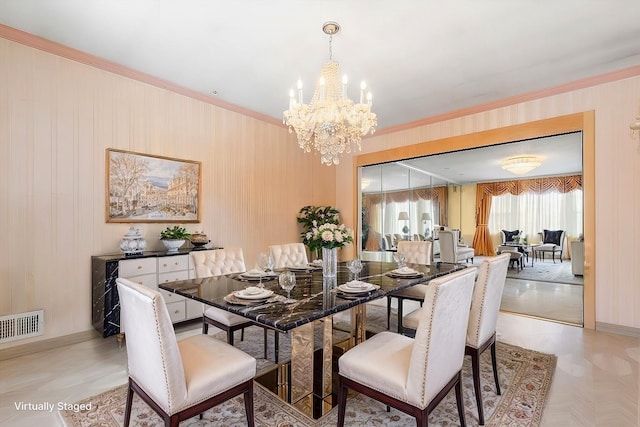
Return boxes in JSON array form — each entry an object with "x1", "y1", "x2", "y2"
[
  {"x1": 347, "y1": 258, "x2": 363, "y2": 279},
  {"x1": 393, "y1": 252, "x2": 406, "y2": 268},
  {"x1": 258, "y1": 252, "x2": 275, "y2": 274},
  {"x1": 278, "y1": 269, "x2": 296, "y2": 299},
  {"x1": 265, "y1": 252, "x2": 275, "y2": 274}
]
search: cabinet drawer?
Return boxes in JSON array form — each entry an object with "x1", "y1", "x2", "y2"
[
  {"x1": 120, "y1": 273, "x2": 157, "y2": 290},
  {"x1": 158, "y1": 255, "x2": 189, "y2": 274},
  {"x1": 166, "y1": 301, "x2": 186, "y2": 323},
  {"x1": 159, "y1": 289, "x2": 185, "y2": 303},
  {"x1": 119, "y1": 258, "x2": 157, "y2": 277},
  {"x1": 158, "y1": 270, "x2": 189, "y2": 285}
]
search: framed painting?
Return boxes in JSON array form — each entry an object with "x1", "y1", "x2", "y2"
[{"x1": 106, "y1": 148, "x2": 201, "y2": 223}]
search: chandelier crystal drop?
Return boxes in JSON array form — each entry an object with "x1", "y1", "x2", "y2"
[{"x1": 283, "y1": 22, "x2": 377, "y2": 166}]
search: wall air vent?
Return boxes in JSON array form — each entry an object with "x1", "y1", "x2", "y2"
[{"x1": 0, "y1": 310, "x2": 44, "y2": 343}]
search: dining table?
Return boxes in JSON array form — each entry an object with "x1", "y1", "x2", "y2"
[{"x1": 159, "y1": 260, "x2": 466, "y2": 418}]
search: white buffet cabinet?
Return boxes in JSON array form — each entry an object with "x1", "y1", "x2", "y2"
[
  {"x1": 92, "y1": 250, "x2": 205, "y2": 338},
  {"x1": 119, "y1": 254, "x2": 202, "y2": 325}
]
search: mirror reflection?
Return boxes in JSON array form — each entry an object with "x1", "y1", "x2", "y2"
[{"x1": 359, "y1": 132, "x2": 583, "y2": 263}]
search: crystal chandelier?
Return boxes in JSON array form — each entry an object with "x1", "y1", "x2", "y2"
[{"x1": 283, "y1": 22, "x2": 377, "y2": 166}]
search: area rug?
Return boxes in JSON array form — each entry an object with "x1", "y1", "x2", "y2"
[{"x1": 60, "y1": 339, "x2": 556, "y2": 426}]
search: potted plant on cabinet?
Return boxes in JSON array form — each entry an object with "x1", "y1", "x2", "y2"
[{"x1": 160, "y1": 225, "x2": 191, "y2": 252}]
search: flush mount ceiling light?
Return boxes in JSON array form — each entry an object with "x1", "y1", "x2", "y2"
[
  {"x1": 283, "y1": 21, "x2": 377, "y2": 166},
  {"x1": 501, "y1": 156, "x2": 542, "y2": 175}
]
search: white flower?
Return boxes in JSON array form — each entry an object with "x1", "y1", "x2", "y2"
[
  {"x1": 335, "y1": 231, "x2": 344, "y2": 242},
  {"x1": 321, "y1": 230, "x2": 334, "y2": 242}
]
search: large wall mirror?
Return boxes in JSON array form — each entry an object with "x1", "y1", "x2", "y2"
[
  {"x1": 353, "y1": 112, "x2": 594, "y2": 328},
  {"x1": 359, "y1": 133, "x2": 583, "y2": 255}
]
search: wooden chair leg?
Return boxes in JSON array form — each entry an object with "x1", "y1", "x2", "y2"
[
  {"x1": 337, "y1": 379, "x2": 348, "y2": 427},
  {"x1": 274, "y1": 331, "x2": 279, "y2": 363},
  {"x1": 124, "y1": 381, "x2": 134, "y2": 427},
  {"x1": 263, "y1": 328, "x2": 268, "y2": 359},
  {"x1": 244, "y1": 384, "x2": 255, "y2": 427},
  {"x1": 386, "y1": 296, "x2": 392, "y2": 330},
  {"x1": 470, "y1": 348, "x2": 485, "y2": 425},
  {"x1": 227, "y1": 329, "x2": 234, "y2": 346},
  {"x1": 396, "y1": 298, "x2": 404, "y2": 334},
  {"x1": 202, "y1": 319, "x2": 209, "y2": 334},
  {"x1": 491, "y1": 341, "x2": 501, "y2": 395},
  {"x1": 455, "y1": 371, "x2": 467, "y2": 427},
  {"x1": 240, "y1": 327, "x2": 245, "y2": 341}
]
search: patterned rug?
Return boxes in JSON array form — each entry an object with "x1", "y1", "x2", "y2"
[{"x1": 60, "y1": 306, "x2": 556, "y2": 427}]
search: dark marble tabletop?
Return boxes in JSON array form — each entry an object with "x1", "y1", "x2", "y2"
[{"x1": 159, "y1": 261, "x2": 466, "y2": 333}]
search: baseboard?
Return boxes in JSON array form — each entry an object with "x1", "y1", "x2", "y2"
[
  {"x1": 596, "y1": 321, "x2": 640, "y2": 338},
  {"x1": 0, "y1": 330, "x2": 98, "y2": 361}
]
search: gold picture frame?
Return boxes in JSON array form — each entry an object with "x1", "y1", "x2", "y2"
[{"x1": 105, "y1": 148, "x2": 201, "y2": 223}]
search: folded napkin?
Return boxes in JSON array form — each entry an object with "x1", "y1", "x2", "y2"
[
  {"x1": 244, "y1": 286, "x2": 262, "y2": 295},
  {"x1": 246, "y1": 268, "x2": 266, "y2": 275},
  {"x1": 343, "y1": 280, "x2": 370, "y2": 289},
  {"x1": 393, "y1": 266, "x2": 419, "y2": 274}
]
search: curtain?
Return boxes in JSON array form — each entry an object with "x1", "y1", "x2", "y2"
[
  {"x1": 472, "y1": 175, "x2": 582, "y2": 255},
  {"x1": 362, "y1": 186, "x2": 448, "y2": 251}
]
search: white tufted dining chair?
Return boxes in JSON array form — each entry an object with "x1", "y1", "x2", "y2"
[
  {"x1": 337, "y1": 267, "x2": 477, "y2": 427},
  {"x1": 192, "y1": 249, "x2": 279, "y2": 362},
  {"x1": 385, "y1": 240, "x2": 432, "y2": 332},
  {"x1": 464, "y1": 253, "x2": 510, "y2": 425},
  {"x1": 403, "y1": 253, "x2": 510, "y2": 425},
  {"x1": 269, "y1": 243, "x2": 309, "y2": 268},
  {"x1": 116, "y1": 277, "x2": 256, "y2": 427}
]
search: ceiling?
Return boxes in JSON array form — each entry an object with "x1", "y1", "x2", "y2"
[
  {"x1": 1, "y1": 0, "x2": 640, "y2": 132},
  {"x1": 361, "y1": 132, "x2": 583, "y2": 192}
]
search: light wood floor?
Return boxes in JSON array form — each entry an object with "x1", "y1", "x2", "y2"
[{"x1": 1, "y1": 313, "x2": 638, "y2": 426}]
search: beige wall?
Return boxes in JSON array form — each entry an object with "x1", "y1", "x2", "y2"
[
  {"x1": 0, "y1": 37, "x2": 335, "y2": 348},
  {"x1": 339, "y1": 77, "x2": 640, "y2": 330}
]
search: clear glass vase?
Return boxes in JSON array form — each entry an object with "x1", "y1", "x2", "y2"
[{"x1": 322, "y1": 247, "x2": 338, "y2": 277}]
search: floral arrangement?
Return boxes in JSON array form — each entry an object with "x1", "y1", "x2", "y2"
[
  {"x1": 298, "y1": 206, "x2": 353, "y2": 253},
  {"x1": 160, "y1": 225, "x2": 191, "y2": 240}
]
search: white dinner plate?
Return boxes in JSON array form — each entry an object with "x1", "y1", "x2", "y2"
[
  {"x1": 388, "y1": 268, "x2": 422, "y2": 276},
  {"x1": 232, "y1": 289, "x2": 274, "y2": 300},
  {"x1": 337, "y1": 283, "x2": 379, "y2": 294},
  {"x1": 285, "y1": 265, "x2": 309, "y2": 272},
  {"x1": 239, "y1": 272, "x2": 275, "y2": 280}
]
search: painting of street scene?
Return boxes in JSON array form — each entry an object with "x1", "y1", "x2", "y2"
[{"x1": 106, "y1": 149, "x2": 201, "y2": 223}]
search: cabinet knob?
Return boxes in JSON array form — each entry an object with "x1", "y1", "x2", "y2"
[
  {"x1": 174, "y1": 310, "x2": 180, "y2": 314},
  {"x1": 175, "y1": 262, "x2": 179, "y2": 265},
  {"x1": 137, "y1": 265, "x2": 142, "y2": 269},
  {"x1": 163, "y1": 263, "x2": 167, "y2": 267}
]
